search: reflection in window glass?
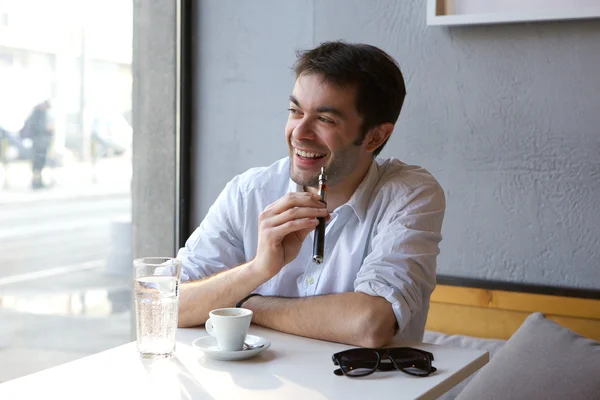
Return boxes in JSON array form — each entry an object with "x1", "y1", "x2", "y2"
[{"x1": 0, "y1": 0, "x2": 133, "y2": 382}]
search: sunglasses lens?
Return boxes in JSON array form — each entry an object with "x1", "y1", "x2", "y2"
[
  {"x1": 338, "y1": 349, "x2": 378, "y2": 377},
  {"x1": 389, "y1": 349, "x2": 432, "y2": 376}
]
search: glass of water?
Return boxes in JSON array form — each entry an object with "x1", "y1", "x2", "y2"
[{"x1": 134, "y1": 257, "x2": 181, "y2": 359}]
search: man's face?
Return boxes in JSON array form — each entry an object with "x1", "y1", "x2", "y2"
[{"x1": 286, "y1": 74, "x2": 370, "y2": 188}]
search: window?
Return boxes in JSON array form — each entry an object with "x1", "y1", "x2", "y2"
[{"x1": 0, "y1": 0, "x2": 133, "y2": 382}]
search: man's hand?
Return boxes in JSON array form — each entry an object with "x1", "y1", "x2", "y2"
[{"x1": 254, "y1": 192, "x2": 328, "y2": 278}]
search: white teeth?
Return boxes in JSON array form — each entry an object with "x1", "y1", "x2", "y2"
[{"x1": 295, "y1": 149, "x2": 325, "y2": 159}]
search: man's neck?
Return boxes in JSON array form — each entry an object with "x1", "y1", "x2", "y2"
[{"x1": 305, "y1": 160, "x2": 372, "y2": 212}]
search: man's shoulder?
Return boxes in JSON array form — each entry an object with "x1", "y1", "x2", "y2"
[
  {"x1": 375, "y1": 157, "x2": 442, "y2": 195},
  {"x1": 368, "y1": 158, "x2": 446, "y2": 219},
  {"x1": 231, "y1": 157, "x2": 290, "y2": 194}
]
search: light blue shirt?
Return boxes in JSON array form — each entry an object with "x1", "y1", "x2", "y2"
[{"x1": 178, "y1": 157, "x2": 445, "y2": 341}]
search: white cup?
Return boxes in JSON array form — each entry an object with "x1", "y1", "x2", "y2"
[{"x1": 205, "y1": 308, "x2": 253, "y2": 351}]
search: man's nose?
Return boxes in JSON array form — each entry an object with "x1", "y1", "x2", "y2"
[{"x1": 292, "y1": 119, "x2": 317, "y2": 141}]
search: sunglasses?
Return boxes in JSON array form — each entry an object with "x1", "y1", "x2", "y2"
[{"x1": 332, "y1": 347, "x2": 437, "y2": 378}]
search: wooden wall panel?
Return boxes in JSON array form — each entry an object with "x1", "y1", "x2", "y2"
[{"x1": 426, "y1": 285, "x2": 600, "y2": 341}]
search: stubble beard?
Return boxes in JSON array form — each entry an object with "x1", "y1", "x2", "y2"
[{"x1": 289, "y1": 145, "x2": 361, "y2": 189}]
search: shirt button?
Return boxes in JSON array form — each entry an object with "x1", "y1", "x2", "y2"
[{"x1": 307, "y1": 276, "x2": 314, "y2": 285}]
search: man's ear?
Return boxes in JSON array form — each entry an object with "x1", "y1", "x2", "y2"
[{"x1": 364, "y1": 123, "x2": 394, "y2": 153}]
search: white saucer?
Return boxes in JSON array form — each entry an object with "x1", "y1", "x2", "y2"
[{"x1": 192, "y1": 334, "x2": 271, "y2": 361}]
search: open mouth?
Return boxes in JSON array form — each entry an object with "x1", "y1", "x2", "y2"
[{"x1": 295, "y1": 148, "x2": 327, "y2": 161}]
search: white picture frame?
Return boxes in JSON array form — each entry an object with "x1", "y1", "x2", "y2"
[{"x1": 427, "y1": 0, "x2": 600, "y2": 26}]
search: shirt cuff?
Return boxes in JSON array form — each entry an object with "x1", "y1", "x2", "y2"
[{"x1": 355, "y1": 280, "x2": 412, "y2": 334}]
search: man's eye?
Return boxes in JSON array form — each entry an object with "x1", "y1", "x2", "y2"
[
  {"x1": 318, "y1": 116, "x2": 334, "y2": 124},
  {"x1": 288, "y1": 108, "x2": 300, "y2": 114}
]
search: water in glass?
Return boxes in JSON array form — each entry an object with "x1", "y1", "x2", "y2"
[{"x1": 134, "y1": 275, "x2": 178, "y2": 358}]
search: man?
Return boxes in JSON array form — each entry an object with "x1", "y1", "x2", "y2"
[
  {"x1": 23, "y1": 100, "x2": 54, "y2": 189},
  {"x1": 177, "y1": 41, "x2": 445, "y2": 347}
]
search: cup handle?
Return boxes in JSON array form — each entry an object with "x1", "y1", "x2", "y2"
[{"x1": 205, "y1": 318, "x2": 215, "y2": 336}]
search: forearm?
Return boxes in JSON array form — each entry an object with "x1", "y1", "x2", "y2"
[
  {"x1": 178, "y1": 260, "x2": 270, "y2": 328},
  {"x1": 244, "y1": 292, "x2": 396, "y2": 348}
]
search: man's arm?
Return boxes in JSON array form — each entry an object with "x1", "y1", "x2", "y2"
[
  {"x1": 243, "y1": 292, "x2": 396, "y2": 348},
  {"x1": 178, "y1": 260, "x2": 270, "y2": 327},
  {"x1": 178, "y1": 192, "x2": 328, "y2": 327}
]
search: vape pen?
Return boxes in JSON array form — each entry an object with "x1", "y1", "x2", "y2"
[{"x1": 312, "y1": 167, "x2": 327, "y2": 264}]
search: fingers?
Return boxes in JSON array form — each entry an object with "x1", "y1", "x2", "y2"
[
  {"x1": 260, "y1": 193, "x2": 328, "y2": 229},
  {"x1": 266, "y1": 206, "x2": 328, "y2": 228},
  {"x1": 258, "y1": 192, "x2": 329, "y2": 243},
  {"x1": 294, "y1": 221, "x2": 326, "y2": 244},
  {"x1": 262, "y1": 192, "x2": 325, "y2": 216},
  {"x1": 267, "y1": 218, "x2": 320, "y2": 242}
]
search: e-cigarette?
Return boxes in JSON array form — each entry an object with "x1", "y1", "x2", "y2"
[{"x1": 312, "y1": 167, "x2": 327, "y2": 264}]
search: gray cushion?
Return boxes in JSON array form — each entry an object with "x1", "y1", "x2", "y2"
[
  {"x1": 457, "y1": 312, "x2": 600, "y2": 400},
  {"x1": 423, "y1": 331, "x2": 506, "y2": 400}
]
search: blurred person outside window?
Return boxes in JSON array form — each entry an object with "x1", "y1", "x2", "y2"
[{"x1": 21, "y1": 100, "x2": 54, "y2": 189}]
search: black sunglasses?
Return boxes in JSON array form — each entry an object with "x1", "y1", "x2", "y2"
[{"x1": 332, "y1": 347, "x2": 437, "y2": 378}]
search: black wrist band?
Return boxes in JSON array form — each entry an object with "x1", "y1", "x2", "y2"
[{"x1": 236, "y1": 293, "x2": 262, "y2": 308}]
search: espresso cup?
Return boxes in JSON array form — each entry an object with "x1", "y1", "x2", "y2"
[{"x1": 205, "y1": 308, "x2": 253, "y2": 351}]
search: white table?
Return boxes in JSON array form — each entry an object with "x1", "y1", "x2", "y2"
[{"x1": 0, "y1": 326, "x2": 488, "y2": 400}]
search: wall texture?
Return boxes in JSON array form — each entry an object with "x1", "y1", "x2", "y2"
[{"x1": 192, "y1": 0, "x2": 600, "y2": 289}]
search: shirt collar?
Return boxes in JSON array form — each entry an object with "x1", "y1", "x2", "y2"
[
  {"x1": 345, "y1": 159, "x2": 379, "y2": 223},
  {"x1": 287, "y1": 159, "x2": 380, "y2": 224},
  {"x1": 288, "y1": 178, "x2": 302, "y2": 193}
]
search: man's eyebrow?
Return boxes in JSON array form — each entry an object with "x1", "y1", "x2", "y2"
[
  {"x1": 289, "y1": 95, "x2": 300, "y2": 107},
  {"x1": 289, "y1": 95, "x2": 346, "y2": 120},
  {"x1": 315, "y1": 106, "x2": 346, "y2": 120}
]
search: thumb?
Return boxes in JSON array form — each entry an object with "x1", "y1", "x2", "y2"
[
  {"x1": 296, "y1": 225, "x2": 317, "y2": 243},
  {"x1": 297, "y1": 215, "x2": 329, "y2": 243}
]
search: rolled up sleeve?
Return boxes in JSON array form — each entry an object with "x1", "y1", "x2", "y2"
[
  {"x1": 354, "y1": 184, "x2": 445, "y2": 337},
  {"x1": 177, "y1": 179, "x2": 246, "y2": 282}
]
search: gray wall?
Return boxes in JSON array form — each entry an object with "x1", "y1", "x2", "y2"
[{"x1": 192, "y1": 0, "x2": 600, "y2": 289}]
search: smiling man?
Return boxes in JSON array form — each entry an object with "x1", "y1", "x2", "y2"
[{"x1": 177, "y1": 41, "x2": 445, "y2": 347}]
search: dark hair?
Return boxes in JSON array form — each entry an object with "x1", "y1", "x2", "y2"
[{"x1": 293, "y1": 41, "x2": 406, "y2": 157}]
